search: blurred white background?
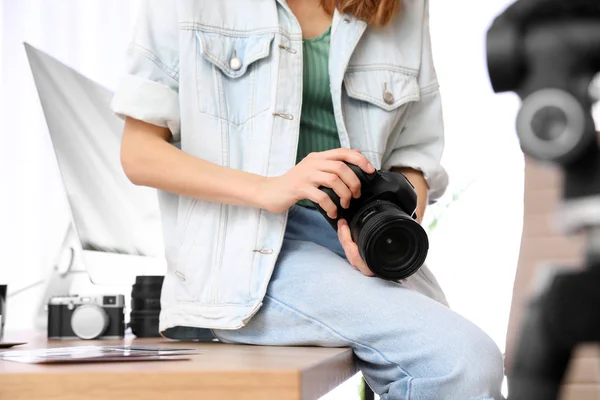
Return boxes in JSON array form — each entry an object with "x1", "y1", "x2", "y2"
[
  {"x1": 0, "y1": 1, "x2": 523, "y2": 398},
  {"x1": 1, "y1": 0, "x2": 144, "y2": 329}
]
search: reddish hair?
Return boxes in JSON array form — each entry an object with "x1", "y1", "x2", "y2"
[{"x1": 321, "y1": 0, "x2": 401, "y2": 27}]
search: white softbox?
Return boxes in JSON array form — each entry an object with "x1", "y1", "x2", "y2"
[{"x1": 25, "y1": 43, "x2": 164, "y2": 259}]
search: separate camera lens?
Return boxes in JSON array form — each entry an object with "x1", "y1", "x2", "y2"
[
  {"x1": 351, "y1": 200, "x2": 428, "y2": 281},
  {"x1": 130, "y1": 276, "x2": 164, "y2": 338}
]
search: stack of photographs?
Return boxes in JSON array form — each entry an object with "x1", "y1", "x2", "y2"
[{"x1": 0, "y1": 345, "x2": 200, "y2": 364}]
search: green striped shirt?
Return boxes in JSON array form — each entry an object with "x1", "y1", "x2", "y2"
[{"x1": 296, "y1": 26, "x2": 340, "y2": 208}]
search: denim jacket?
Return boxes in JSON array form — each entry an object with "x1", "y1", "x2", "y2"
[{"x1": 111, "y1": 0, "x2": 449, "y2": 331}]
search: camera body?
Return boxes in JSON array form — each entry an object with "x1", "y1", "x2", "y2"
[
  {"x1": 318, "y1": 163, "x2": 418, "y2": 227},
  {"x1": 315, "y1": 162, "x2": 429, "y2": 281},
  {"x1": 47, "y1": 294, "x2": 125, "y2": 340}
]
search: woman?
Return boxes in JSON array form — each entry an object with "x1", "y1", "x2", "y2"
[{"x1": 112, "y1": 0, "x2": 504, "y2": 398}]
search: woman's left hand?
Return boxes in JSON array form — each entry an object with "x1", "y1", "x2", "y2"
[{"x1": 337, "y1": 219, "x2": 375, "y2": 277}]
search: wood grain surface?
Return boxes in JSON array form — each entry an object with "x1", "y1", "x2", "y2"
[{"x1": 0, "y1": 331, "x2": 358, "y2": 400}]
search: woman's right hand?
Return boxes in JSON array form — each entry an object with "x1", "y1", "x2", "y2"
[{"x1": 260, "y1": 148, "x2": 375, "y2": 218}]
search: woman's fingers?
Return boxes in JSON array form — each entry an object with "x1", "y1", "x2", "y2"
[
  {"x1": 304, "y1": 186, "x2": 338, "y2": 219},
  {"x1": 313, "y1": 148, "x2": 375, "y2": 174},
  {"x1": 314, "y1": 172, "x2": 353, "y2": 209},
  {"x1": 320, "y1": 160, "x2": 362, "y2": 199},
  {"x1": 337, "y1": 219, "x2": 375, "y2": 277},
  {"x1": 302, "y1": 149, "x2": 373, "y2": 206},
  {"x1": 296, "y1": 148, "x2": 377, "y2": 216}
]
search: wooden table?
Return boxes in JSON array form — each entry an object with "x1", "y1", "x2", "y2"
[{"x1": 0, "y1": 332, "x2": 358, "y2": 400}]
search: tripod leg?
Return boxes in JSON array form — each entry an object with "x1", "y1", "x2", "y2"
[
  {"x1": 507, "y1": 295, "x2": 572, "y2": 399},
  {"x1": 508, "y1": 266, "x2": 600, "y2": 399}
]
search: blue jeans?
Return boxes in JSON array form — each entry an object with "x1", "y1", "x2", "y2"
[{"x1": 164, "y1": 205, "x2": 505, "y2": 400}]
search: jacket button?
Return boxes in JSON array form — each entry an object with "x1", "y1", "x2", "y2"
[
  {"x1": 384, "y1": 90, "x2": 394, "y2": 105},
  {"x1": 230, "y1": 56, "x2": 242, "y2": 71}
]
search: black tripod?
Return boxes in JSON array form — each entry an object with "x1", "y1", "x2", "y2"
[{"x1": 486, "y1": 0, "x2": 600, "y2": 398}]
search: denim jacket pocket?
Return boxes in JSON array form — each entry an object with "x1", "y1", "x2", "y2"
[
  {"x1": 342, "y1": 68, "x2": 420, "y2": 156},
  {"x1": 195, "y1": 30, "x2": 275, "y2": 125},
  {"x1": 344, "y1": 69, "x2": 420, "y2": 111}
]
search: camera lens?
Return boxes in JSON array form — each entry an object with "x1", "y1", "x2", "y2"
[
  {"x1": 130, "y1": 276, "x2": 164, "y2": 338},
  {"x1": 351, "y1": 200, "x2": 428, "y2": 281},
  {"x1": 71, "y1": 304, "x2": 109, "y2": 340},
  {"x1": 374, "y1": 228, "x2": 413, "y2": 265}
]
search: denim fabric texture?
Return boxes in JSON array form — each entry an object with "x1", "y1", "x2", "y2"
[{"x1": 164, "y1": 206, "x2": 505, "y2": 399}]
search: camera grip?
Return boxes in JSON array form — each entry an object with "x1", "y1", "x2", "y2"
[
  {"x1": 314, "y1": 186, "x2": 343, "y2": 229},
  {"x1": 314, "y1": 162, "x2": 374, "y2": 230},
  {"x1": 319, "y1": 162, "x2": 374, "y2": 202}
]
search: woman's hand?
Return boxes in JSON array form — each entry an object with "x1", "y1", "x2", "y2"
[
  {"x1": 337, "y1": 219, "x2": 375, "y2": 277},
  {"x1": 261, "y1": 148, "x2": 375, "y2": 218}
]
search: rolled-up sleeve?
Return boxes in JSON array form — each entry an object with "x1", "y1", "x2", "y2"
[
  {"x1": 382, "y1": 0, "x2": 449, "y2": 202},
  {"x1": 111, "y1": 1, "x2": 181, "y2": 142}
]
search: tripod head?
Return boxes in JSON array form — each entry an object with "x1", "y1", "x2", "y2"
[
  {"x1": 488, "y1": 0, "x2": 600, "y2": 168},
  {"x1": 486, "y1": 1, "x2": 600, "y2": 399}
]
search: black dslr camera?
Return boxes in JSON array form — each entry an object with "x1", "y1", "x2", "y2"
[
  {"x1": 315, "y1": 162, "x2": 429, "y2": 281},
  {"x1": 47, "y1": 294, "x2": 125, "y2": 340}
]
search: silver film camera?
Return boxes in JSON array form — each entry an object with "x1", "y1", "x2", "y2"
[{"x1": 47, "y1": 294, "x2": 125, "y2": 340}]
